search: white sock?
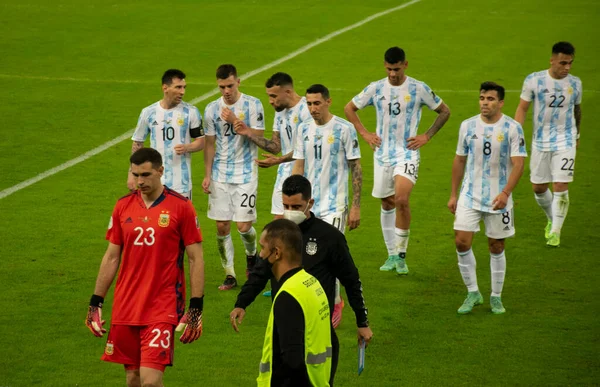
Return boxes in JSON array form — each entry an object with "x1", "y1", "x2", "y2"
[
  {"x1": 551, "y1": 191, "x2": 569, "y2": 234},
  {"x1": 457, "y1": 249, "x2": 478, "y2": 292},
  {"x1": 395, "y1": 228, "x2": 410, "y2": 259},
  {"x1": 490, "y1": 251, "x2": 506, "y2": 297},
  {"x1": 534, "y1": 189, "x2": 553, "y2": 221},
  {"x1": 381, "y1": 208, "x2": 397, "y2": 256},
  {"x1": 239, "y1": 227, "x2": 257, "y2": 255},
  {"x1": 217, "y1": 234, "x2": 235, "y2": 276},
  {"x1": 335, "y1": 279, "x2": 341, "y2": 305}
]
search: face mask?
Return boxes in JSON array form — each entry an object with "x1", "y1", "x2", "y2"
[{"x1": 283, "y1": 202, "x2": 309, "y2": 225}]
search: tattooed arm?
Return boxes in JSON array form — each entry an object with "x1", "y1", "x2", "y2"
[
  {"x1": 347, "y1": 159, "x2": 362, "y2": 230},
  {"x1": 407, "y1": 102, "x2": 451, "y2": 150}
]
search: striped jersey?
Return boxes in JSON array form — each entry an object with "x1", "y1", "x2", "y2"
[
  {"x1": 293, "y1": 115, "x2": 361, "y2": 218},
  {"x1": 273, "y1": 97, "x2": 312, "y2": 190},
  {"x1": 520, "y1": 70, "x2": 582, "y2": 151},
  {"x1": 352, "y1": 76, "x2": 442, "y2": 165},
  {"x1": 132, "y1": 101, "x2": 203, "y2": 195},
  {"x1": 456, "y1": 114, "x2": 528, "y2": 213},
  {"x1": 204, "y1": 93, "x2": 265, "y2": 184}
]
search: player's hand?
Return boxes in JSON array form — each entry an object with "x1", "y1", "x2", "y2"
[
  {"x1": 233, "y1": 120, "x2": 251, "y2": 137},
  {"x1": 202, "y1": 177, "x2": 211, "y2": 194},
  {"x1": 357, "y1": 327, "x2": 373, "y2": 347},
  {"x1": 85, "y1": 295, "x2": 106, "y2": 337},
  {"x1": 447, "y1": 196, "x2": 458, "y2": 214},
  {"x1": 348, "y1": 206, "x2": 361, "y2": 230},
  {"x1": 360, "y1": 131, "x2": 381, "y2": 149},
  {"x1": 220, "y1": 107, "x2": 237, "y2": 124},
  {"x1": 256, "y1": 153, "x2": 280, "y2": 168},
  {"x1": 127, "y1": 172, "x2": 137, "y2": 192},
  {"x1": 174, "y1": 144, "x2": 187, "y2": 155},
  {"x1": 230, "y1": 307, "x2": 246, "y2": 333},
  {"x1": 177, "y1": 297, "x2": 204, "y2": 344},
  {"x1": 407, "y1": 134, "x2": 429, "y2": 150},
  {"x1": 492, "y1": 192, "x2": 508, "y2": 211}
]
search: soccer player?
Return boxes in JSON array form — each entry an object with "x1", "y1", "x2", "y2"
[
  {"x1": 203, "y1": 64, "x2": 266, "y2": 290},
  {"x1": 344, "y1": 46, "x2": 451, "y2": 275},
  {"x1": 86, "y1": 148, "x2": 205, "y2": 386},
  {"x1": 292, "y1": 84, "x2": 362, "y2": 327},
  {"x1": 128, "y1": 69, "x2": 205, "y2": 199},
  {"x1": 515, "y1": 41, "x2": 582, "y2": 247},
  {"x1": 448, "y1": 82, "x2": 527, "y2": 314},
  {"x1": 233, "y1": 72, "x2": 311, "y2": 219}
]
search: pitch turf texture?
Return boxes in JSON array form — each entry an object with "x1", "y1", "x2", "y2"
[{"x1": 1, "y1": 0, "x2": 598, "y2": 385}]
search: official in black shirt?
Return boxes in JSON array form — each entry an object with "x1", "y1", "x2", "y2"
[{"x1": 231, "y1": 175, "x2": 373, "y2": 385}]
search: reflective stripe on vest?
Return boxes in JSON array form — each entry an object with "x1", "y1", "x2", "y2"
[{"x1": 306, "y1": 346, "x2": 333, "y2": 364}]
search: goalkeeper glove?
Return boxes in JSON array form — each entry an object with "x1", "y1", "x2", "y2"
[
  {"x1": 86, "y1": 294, "x2": 107, "y2": 337},
  {"x1": 176, "y1": 296, "x2": 203, "y2": 344}
]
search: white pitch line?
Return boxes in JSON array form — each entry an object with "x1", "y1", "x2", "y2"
[{"x1": 0, "y1": 0, "x2": 424, "y2": 200}]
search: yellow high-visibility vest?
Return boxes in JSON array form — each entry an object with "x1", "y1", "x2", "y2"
[{"x1": 257, "y1": 269, "x2": 332, "y2": 387}]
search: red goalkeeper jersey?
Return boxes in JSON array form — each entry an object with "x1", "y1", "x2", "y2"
[{"x1": 106, "y1": 187, "x2": 202, "y2": 326}]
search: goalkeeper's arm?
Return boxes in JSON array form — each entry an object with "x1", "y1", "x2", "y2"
[
  {"x1": 86, "y1": 242, "x2": 121, "y2": 337},
  {"x1": 177, "y1": 242, "x2": 205, "y2": 344}
]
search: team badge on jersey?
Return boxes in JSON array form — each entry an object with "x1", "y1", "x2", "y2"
[
  {"x1": 195, "y1": 216, "x2": 199, "y2": 229},
  {"x1": 158, "y1": 211, "x2": 170, "y2": 228},
  {"x1": 568, "y1": 87, "x2": 573, "y2": 95},
  {"x1": 404, "y1": 95, "x2": 412, "y2": 102},
  {"x1": 497, "y1": 133, "x2": 505, "y2": 142},
  {"x1": 177, "y1": 115, "x2": 184, "y2": 126},
  {"x1": 293, "y1": 115, "x2": 299, "y2": 123},
  {"x1": 105, "y1": 341, "x2": 114, "y2": 356},
  {"x1": 328, "y1": 134, "x2": 335, "y2": 144},
  {"x1": 238, "y1": 112, "x2": 246, "y2": 120},
  {"x1": 306, "y1": 241, "x2": 318, "y2": 255},
  {"x1": 108, "y1": 217, "x2": 113, "y2": 230}
]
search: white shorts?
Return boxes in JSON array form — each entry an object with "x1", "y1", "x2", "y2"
[
  {"x1": 320, "y1": 209, "x2": 348, "y2": 234},
  {"x1": 453, "y1": 203, "x2": 515, "y2": 239},
  {"x1": 271, "y1": 186, "x2": 283, "y2": 215},
  {"x1": 207, "y1": 180, "x2": 258, "y2": 222},
  {"x1": 530, "y1": 147, "x2": 576, "y2": 184},
  {"x1": 372, "y1": 161, "x2": 419, "y2": 198}
]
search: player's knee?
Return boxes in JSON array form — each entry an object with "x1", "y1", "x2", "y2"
[
  {"x1": 381, "y1": 197, "x2": 395, "y2": 210},
  {"x1": 488, "y1": 240, "x2": 504, "y2": 254},
  {"x1": 394, "y1": 196, "x2": 409, "y2": 211},
  {"x1": 532, "y1": 184, "x2": 548, "y2": 194},
  {"x1": 216, "y1": 222, "x2": 231, "y2": 236},
  {"x1": 236, "y1": 222, "x2": 252, "y2": 233},
  {"x1": 553, "y1": 182, "x2": 569, "y2": 192},
  {"x1": 126, "y1": 372, "x2": 141, "y2": 387},
  {"x1": 455, "y1": 237, "x2": 471, "y2": 252}
]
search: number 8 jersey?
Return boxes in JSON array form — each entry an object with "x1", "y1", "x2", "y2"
[
  {"x1": 456, "y1": 114, "x2": 528, "y2": 214},
  {"x1": 520, "y1": 70, "x2": 582, "y2": 152},
  {"x1": 132, "y1": 101, "x2": 204, "y2": 195}
]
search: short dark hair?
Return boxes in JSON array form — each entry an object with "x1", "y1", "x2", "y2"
[
  {"x1": 480, "y1": 81, "x2": 505, "y2": 101},
  {"x1": 263, "y1": 219, "x2": 303, "y2": 264},
  {"x1": 384, "y1": 47, "x2": 406, "y2": 63},
  {"x1": 282, "y1": 175, "x2": 312, "y2": 201},
  {"x1": 265, "y1": 72, "x2": 293, "y2": 88},
  {"x1": 552, "y1": 41, "x2": 575, "y2": 56},
  {"x1": 306, "y1": 84, "x2": 330, "y2": 100},
  {"x1": 130, "y1": 148, "x2": 163, "y2": 169},
  {"x1": 162, "y1": 69, "x2": 186, "y2": 85},
  {"x1": 216, "y1": 64, "x2": 237, "y2": 80}
]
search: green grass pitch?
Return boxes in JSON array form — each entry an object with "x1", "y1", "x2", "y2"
[{"x1": 0, "y1": 0, "x2": 598, "y2": 385}]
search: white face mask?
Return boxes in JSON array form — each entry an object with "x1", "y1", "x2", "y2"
[{"x1": 283, "y1": 202, "x2": 309, "y2": 225}]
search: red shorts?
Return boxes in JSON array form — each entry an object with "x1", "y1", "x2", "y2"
[{"x1": 101, "y1": 323, "x2": 175, "y2": 371}]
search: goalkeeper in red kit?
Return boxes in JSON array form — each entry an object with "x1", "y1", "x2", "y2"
[{"x1": 86, "y1": 147, "x2": 205, "y2": 387}]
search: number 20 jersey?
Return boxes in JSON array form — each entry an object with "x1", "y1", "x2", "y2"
[
  {"x1": 520, "y1": 70, "x2": 582, "y2": 152},
  {"x1": 132, "y1": 101, "x2": 203, "y2": 195},
  {"x1": 204, "y1": 94, "x2": 265, "y2": 184},
  {"x1": 352, "y1": 76, "x2": 442, "y2": 166},
  {"x1": 456, "y1": 114, "x2": 527, "y2": 214},
  {"x1": 106, "y1": 188, "x2": 203, "y2": 326}
]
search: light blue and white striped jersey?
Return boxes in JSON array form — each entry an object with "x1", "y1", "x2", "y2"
[
  {"x1": 520, "y1": 70, "x2": 582, "y2": 151},
  {"x1": 204, "y1": 93, "x2": 265, "y2": 184},
  {"x1": 132, "y1": 101, "x2": 203, "y2": 195},
  {"x1": 456, "y1": 114, "x2": 528, "y2": 214},
  {"x1": 273, "y1": 97, "x2": 312, "y2": 190},
  {"x1": 293, "y1": 115, "x2": 361, "y2": 218},
  {"x1": 352, "y1": 76, "x2": 442, "y2": 166}
]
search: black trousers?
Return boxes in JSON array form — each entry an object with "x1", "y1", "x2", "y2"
[{"x1": 330, "y1": 327, "x2": 339, "y2": 386}]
